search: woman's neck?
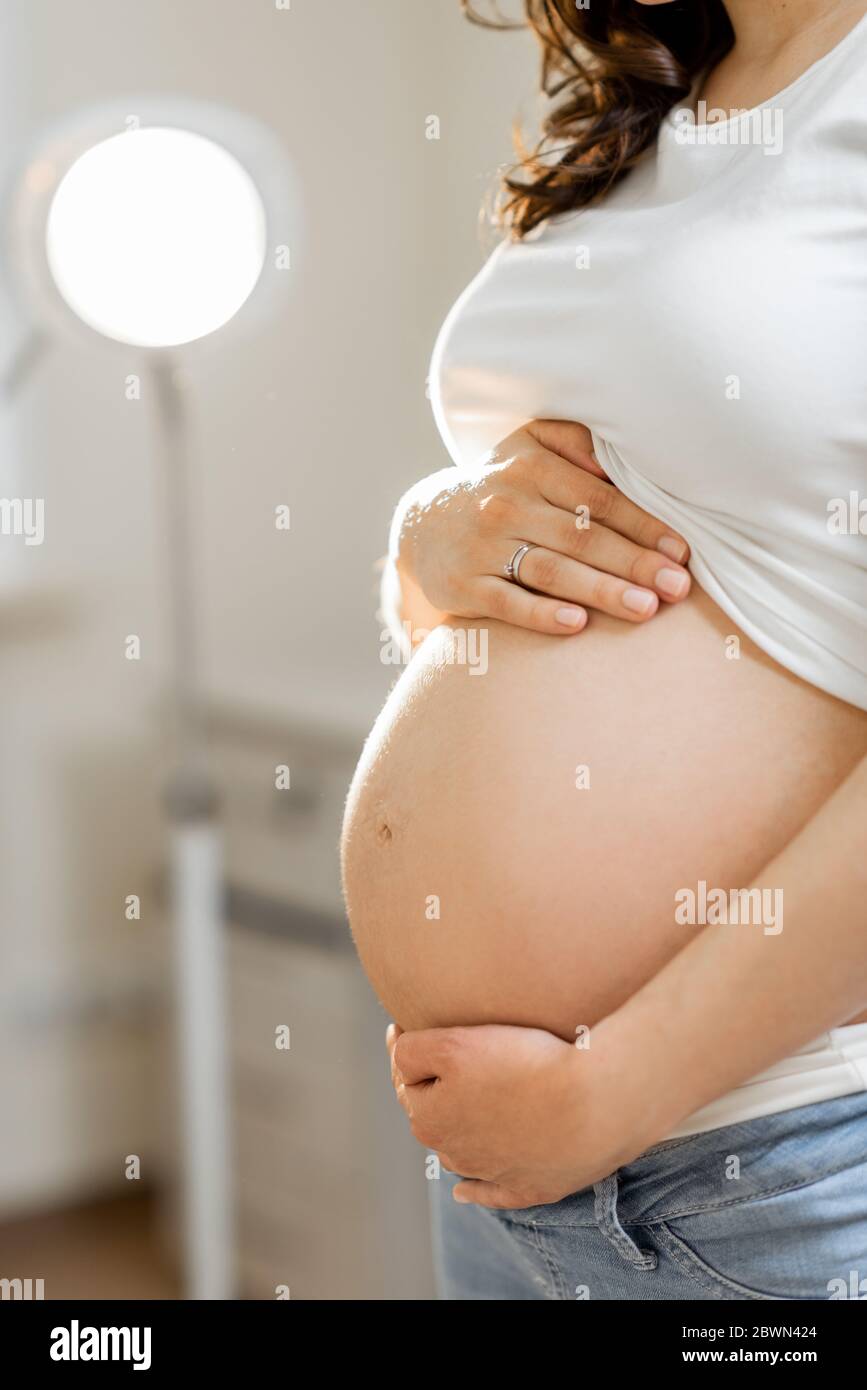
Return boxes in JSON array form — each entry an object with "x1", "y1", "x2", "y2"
[
  {"x1": 695, "y1": 0, "x2": 867, "y2": 114},
  {"x1": 722, "y1": 0, "x2": 867, "y2": 60}
]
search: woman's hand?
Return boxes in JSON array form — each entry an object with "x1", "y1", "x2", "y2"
[
  {"x1": 391, "y1": 420, "x2": 691, "y2": 636},
  {"x1": 386, "y1": 1018, "x2": 660, "y2": 1209}
]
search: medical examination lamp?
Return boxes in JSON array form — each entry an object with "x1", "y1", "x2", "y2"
[{"x1": 5, "y1": 99, "x2": 298, "y2": 1300}]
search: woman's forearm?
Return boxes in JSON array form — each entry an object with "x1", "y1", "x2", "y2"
[{"x1": 602, "y1": 753, "x2": 867, "y2": 1146}]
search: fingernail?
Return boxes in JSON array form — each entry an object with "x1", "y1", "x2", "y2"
[
  {"x1": 555, "y1": 606, "x2": 587, "y2": 629},
  {"x1": 453, "y1": 1191, "x2": 469, "y2": 1204},
  {"x1": 657, "y1": 535, "x2": 688, "y2": 563},
  {"x1": 656, "y1": 567, "x2": 689, "y2": 599},
  {"x1": 622, "y1": 587, "x2": 657, "y2": 616}
]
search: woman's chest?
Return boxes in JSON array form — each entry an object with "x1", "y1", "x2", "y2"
[{"x1": 432, "y1": 143, "x2": 867, "y2": 510}]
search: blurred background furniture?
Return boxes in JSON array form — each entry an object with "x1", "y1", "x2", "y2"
[{"x1": 154, "y1": 703, "x2": 434, "y2": 1301}]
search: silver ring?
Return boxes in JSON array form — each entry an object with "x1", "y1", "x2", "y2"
[{"x1": 504, "y1": 543, "x2": 537, "y2": 588}]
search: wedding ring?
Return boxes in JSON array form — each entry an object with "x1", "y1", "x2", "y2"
[{"x1": 504, "y1": 543, "x2": 537, "y2": 588}]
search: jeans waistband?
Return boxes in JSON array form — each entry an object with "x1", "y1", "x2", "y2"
[{"x1": 663, "y1": 1024, "x2": 867, "y2": 1140}]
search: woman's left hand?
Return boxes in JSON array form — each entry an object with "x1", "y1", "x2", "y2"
[{"x1": 386, "y1": 1020, "x2": 651, "y2": 1209}]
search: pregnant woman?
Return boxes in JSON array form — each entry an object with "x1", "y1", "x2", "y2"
[{"x1": 341, "y1": 0, "x2": 867, "y2": 1299}]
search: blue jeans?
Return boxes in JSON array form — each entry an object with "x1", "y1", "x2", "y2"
[{"x1": 429, "y1": 1092, "x2": 867, "y2": 1300}]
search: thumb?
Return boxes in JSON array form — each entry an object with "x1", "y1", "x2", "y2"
[{"x1": 392, "y1": 1027, "x2": 456, "y2": 1085}]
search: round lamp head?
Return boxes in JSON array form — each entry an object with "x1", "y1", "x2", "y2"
[{"x1": 44, "y1": 126, "x2": 267, "y2": 348}]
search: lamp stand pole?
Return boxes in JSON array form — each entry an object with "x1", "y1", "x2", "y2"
[{"x1": 151, "y1": 355, "x2": 233, "y2": 1300}]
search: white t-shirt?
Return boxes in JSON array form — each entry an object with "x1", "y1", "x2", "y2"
[{"x1": 431, "y1": 13, "x2": 867, "y2": 709}]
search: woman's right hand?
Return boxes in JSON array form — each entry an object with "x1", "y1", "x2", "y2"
[{"x1": 392, "y1": 420, "x2": 691, "y2": 635}]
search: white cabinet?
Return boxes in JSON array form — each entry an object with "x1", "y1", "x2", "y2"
[{"x1": 158, "y1": 707, "x2": 435, "y2": 1301}]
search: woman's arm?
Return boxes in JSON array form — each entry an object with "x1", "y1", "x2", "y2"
[
  {"x1": 389, "y1": 754, "x2": 867, "y2": 1208},
  {"x1": 602, "y1": 749, "x2": 867, "y2": 1145}
]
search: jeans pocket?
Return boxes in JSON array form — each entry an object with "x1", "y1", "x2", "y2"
[
  {"x1": 654, "y1": 1222, "x2": 785, "y2": 1300},
  {"x1": 651, "y1": 1158, "x2": 867, "y2": 1301}
]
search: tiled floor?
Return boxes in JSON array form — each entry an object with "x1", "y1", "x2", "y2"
[{"x1": 0, "y1": 1192, "x2": 181, "y2": 1300}]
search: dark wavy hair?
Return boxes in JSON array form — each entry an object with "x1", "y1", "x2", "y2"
[{"x1": 463, "y1": 0, "x2": 734, "y2": 237}]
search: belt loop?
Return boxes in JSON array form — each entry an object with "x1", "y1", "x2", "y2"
[{"x1": 593, "y1": 1173, "x2": 657, "y2": 1271}]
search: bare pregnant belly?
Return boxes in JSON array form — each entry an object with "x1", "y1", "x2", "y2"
[{"x1": 341, "y1": 586, "x2": 867, "y2": 1041}]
